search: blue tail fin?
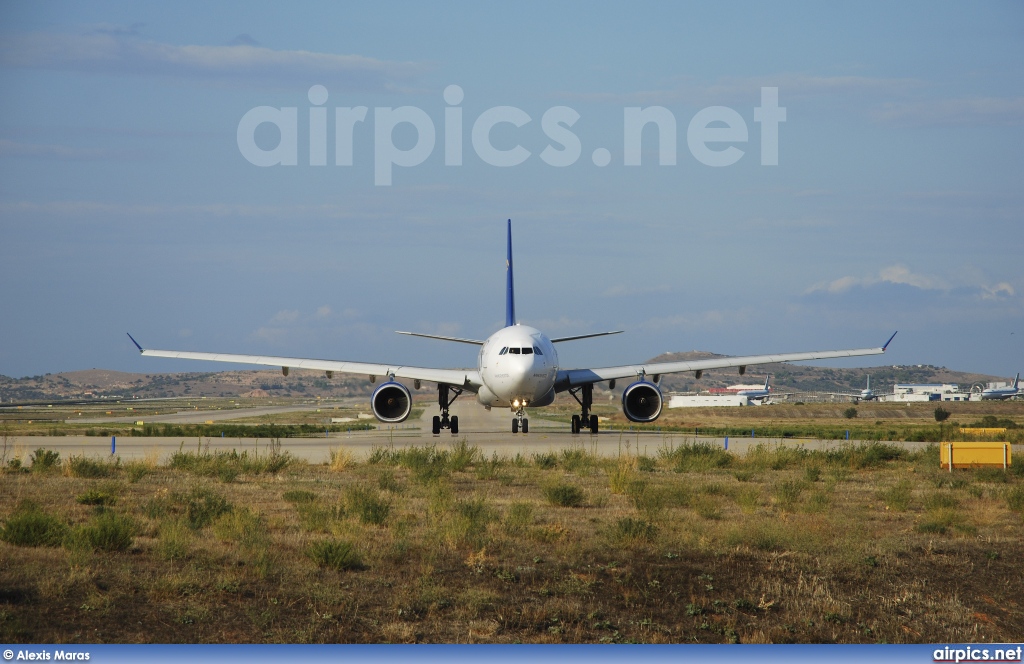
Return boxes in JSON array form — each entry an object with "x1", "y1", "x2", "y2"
[{"x1": 506, "y1": 219, "x2": 516, "y2": 327}]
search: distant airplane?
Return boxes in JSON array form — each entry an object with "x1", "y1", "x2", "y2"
[
  {"x1": 825, "y1": 375, "x2": 879, "y2": 403},
  {"x1": 128, "y1": 220, "x2": 897, "y2": 435},
  {"x1": 980, "y1": 373, "x2": 1020, "y2": 400},
  {"x1": 709, "y1": 375, "x2": 773, "y2": 402}
]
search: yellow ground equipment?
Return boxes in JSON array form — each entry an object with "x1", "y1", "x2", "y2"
[{"x1": 940, "y1": 441, "x2": 1012, "y2": 470}]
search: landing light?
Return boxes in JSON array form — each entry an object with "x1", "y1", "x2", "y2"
[{"x1": 512, "y1": 399, "x2": 521, "y2": 408}]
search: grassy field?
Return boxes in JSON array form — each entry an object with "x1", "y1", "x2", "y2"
[{"x1": 1, "y1": 438, "x2": 1022, "y2": 644}]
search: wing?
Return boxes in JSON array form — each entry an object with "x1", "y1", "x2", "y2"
[
  {"x1": 127, "y1": 334, "x2": 481, "y2": 391},
  {"x1": 555, "y1": 332, "x2": 897, "y2": 390}
]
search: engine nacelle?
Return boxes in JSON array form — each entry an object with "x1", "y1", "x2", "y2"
[
  {"x1": 370, "y1": 381, "x2": 412, "y2": 423},
  {"x1": 621, "y1": 380, "x2": 663, "y2": 423}
]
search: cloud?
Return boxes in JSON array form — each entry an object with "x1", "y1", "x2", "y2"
[
  {"x1": 270, "y1": 309, "x2": 300, "y2": 324},
  {"x1": 981, "y1": 282, "x2": 1015, "y2": 300},
  {"x1": 0, "y1": 31, "x2": 426, "y2": 90},
  {"x1": 807, "y1": 264, "x2": 944, "y2": 294},
  {"x1": 314, "y1": 305, "x2": 332, "y2": 319},
  {"x1": 871, "y1": 97, "x2": 1024, "y2": 127}
]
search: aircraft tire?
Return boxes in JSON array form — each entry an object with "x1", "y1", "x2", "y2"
[
  {"x1": 590, "y1": 415, "x2": 598, "y2": 434},
  {"x1": 571, "y1": 415, "x2": 580, "y2": 434},
  {"x1": 450, "y1": 415, "x2": 459, "y2": 435},
  {"x1": 432, "y1": 416, "x2": 441, "y2": 435},
  {"x1": 522, "y1": 418, "x2": 529, "y2": 434},
  {"x1": 512, "y1": 418, "x2": 519, "y2": 434}
]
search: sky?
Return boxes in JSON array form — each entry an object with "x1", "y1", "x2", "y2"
[{"x1": 0, "y1": 1, "x2": 1022, "y2": 380}]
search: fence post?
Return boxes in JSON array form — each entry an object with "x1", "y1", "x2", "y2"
[
  {"x1": 111, "y1": 435, "x2": 115, "y2": 455},
  {"x1": 724, "y1": 436, "x2": 729, "y2": 450}
]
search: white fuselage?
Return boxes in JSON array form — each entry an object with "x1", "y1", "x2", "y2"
[
  {"x1": 475, "y1": 325, "x2": 559, "y2": 409},
  {"x1": 981, "y1": 387, "x2": 1020, "y2": 400}
]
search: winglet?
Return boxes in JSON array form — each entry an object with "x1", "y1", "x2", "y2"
[
  {"x1": 882, "y1": 331, "x2": 898, "y2": 351},
  {"x1": 505, "y1": 219, "x2": 516, "y2": 328},
  {"x1": 126, "y1": 332, "x2": 144, "y2": 352}
]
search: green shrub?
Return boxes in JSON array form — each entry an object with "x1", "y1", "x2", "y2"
[
  {"x1": 76, "y1": 486, "x2": 119, "y2": 506},
  {"x1": 532, "y1": 452, "x2": 557, "y2": 469},
  {"x1": 543, "y1": 482, "x2": 586, "y2": 507},
  {"x1": 67, "y1": 455, "x2": 119, "y2": 479},
  {"x1": 877, "y1": 479, "x2": 914, "y2": 511},
  {"x1": 78, "y1": 511, "x2": 134, "y2": 552},
  {"x1": 1006, "y1": 485, "x2": 1024, "y2": 513},
  {"x1": 661, "y1": 442, "x2": 732, "y2": 472},
  {"x1": 612, "y1": 517, "x2": 657, "y2": 544},
  {"x1": 169, "y1": 448, "x2": 294, "y2": 478},
  {"x1": 377, "y1": 469, "x2": 404, "y2": 493},
  {"x1": 447, "y1": 439, "x2": 480, "y2": 471},
  {"x1": 344, "y1": 485, "x2": 392, "y2": 525},
  {"x1": 282, "y1": 490, "x2": 318, "y2": 504},
  {"x1": 0, "y1": 502, "x2": 67, "y2": 547},
  {"x1": 124, "y1": 461, "x2": 151, "y2": 483},
  {"x1": 560, "y1": 446, "x2": 596, "y2": 472},
  {"x1": 30, "y1": 448, "x2": 60, "y2": 472},
  {"x1": 923, "y1": 492, "x2": 961, "y2": 511},
  {"x1": 213, "y1": 508, "x2": 266, "y2": 549},
  {"x1": 934, "y1": 407, "x2": 951, "y2": 422},
  {"x1": 843, "y1": 407, "x2": 858, "y2": 419},
  {"x1": 158, "y1": 518, "x2": 192, "y2": 560},
  {"x1": 626, "y1": 481, "x2": 667, "y2": 520},
  {"x1": 503, "y1": 502, "x2": 534, "y2": 534},
  {"x1": 772, "y1": 480, "x2": 808, "y2": 509},
  {"x1": 974, "y1": 468, "x2": 1010, "y2": 483},
  {"x1": 173, "y1": 487, "x2": 232, "y2": 529},
  {"x1": 307, "y1": 539, "x2": 363, "y2": 571}
]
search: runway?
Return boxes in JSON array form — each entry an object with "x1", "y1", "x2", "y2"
[{"x1": 11, "y1": 399, "x2": 1021, "y2": 464}]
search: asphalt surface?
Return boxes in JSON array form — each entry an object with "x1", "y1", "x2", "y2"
[{"x1": 11, "y1": 400, "x2": 1021, "y2": 464}]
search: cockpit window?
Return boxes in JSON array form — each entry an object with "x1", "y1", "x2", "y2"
[
  {"x1": 509, "y1": 347, "x2": 521, "y2": 354},
  {"x1": 533, "y1": 346, "x2": 543, "y2": 355},
  {"x1": 499, "y1": 347, "x2": 508, "y2": 355},
  {"x1": 522, "y1": 347, "x2": 533, "y2": 354}
]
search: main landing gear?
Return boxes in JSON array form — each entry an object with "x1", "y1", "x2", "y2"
[
  {"x1": 431, "y1": 384, "x2": 462, "y2": 435},
  {"x1": 569, "y1": 383, "x2": 599, "y2": 434}
]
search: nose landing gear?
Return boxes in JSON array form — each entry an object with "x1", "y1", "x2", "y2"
[
  {"x1": 431, "y1": 384, "x2": 462, "y2": 436},
  {"x1": 511, "y1": 408, "x2": 529, "y2": 434}
]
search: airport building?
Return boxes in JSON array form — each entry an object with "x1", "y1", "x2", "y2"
[
  {"x1": 880, "y1": 383, "x2": 970, "y2": 402},
  {"x1": 668, "y1": 394, "x2": 752, "y2": 408}
]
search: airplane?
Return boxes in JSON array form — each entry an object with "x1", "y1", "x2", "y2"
[
  {"x1": 824, "y1": 375, "x2": 879, "y2": 403},
  {"x1": 709, "y1": 375, "x2": 773, "y2": 402},
  {"x1": 980, "y1": 373, "x2": 1020, "y2": 400},
  {"x1": 127, "y1": 220, "x2": 898, "y2": 435},
  {"x1": 734, "y1": 375, "x2": 772, "y2": 402}
]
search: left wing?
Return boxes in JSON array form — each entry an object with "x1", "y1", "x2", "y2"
[
  {"x1": 127, "y1": 334, "x2": 481, "y2": 391},
  {"x1": 555, "y1": 332, "x2": 897, "y2": 390}
]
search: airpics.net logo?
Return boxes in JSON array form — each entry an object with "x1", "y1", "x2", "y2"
[
  {"x1": 237, "y1": 85, "x2": 786, "y2": 185},
  {"x1": 934, "y1": 646, "x2": 1024, "y2": 663}
]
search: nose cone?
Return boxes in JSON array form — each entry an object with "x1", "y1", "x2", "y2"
[{"x1": 506, "y1": 357, "x2": 532, "y2": 390}]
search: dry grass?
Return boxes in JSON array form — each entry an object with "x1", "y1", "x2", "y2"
[{"x1": 0, "y1": 443, "x2": 1021, "y2": 644}]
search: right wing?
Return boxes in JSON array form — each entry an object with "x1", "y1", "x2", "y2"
[
  {"x1": 556, "y1": 332, "x2": 897, "y2": 390},
  {"x1": 127, "y1": 334, "x2": 481, "y2": 391}
]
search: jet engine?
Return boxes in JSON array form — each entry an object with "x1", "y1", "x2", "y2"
[
  {"x1": 371, "y1": 381, "x2": 412, "y2": 423},
  {"x1": 621, "y1": 380, "x2": 663, "y2": 423}
]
